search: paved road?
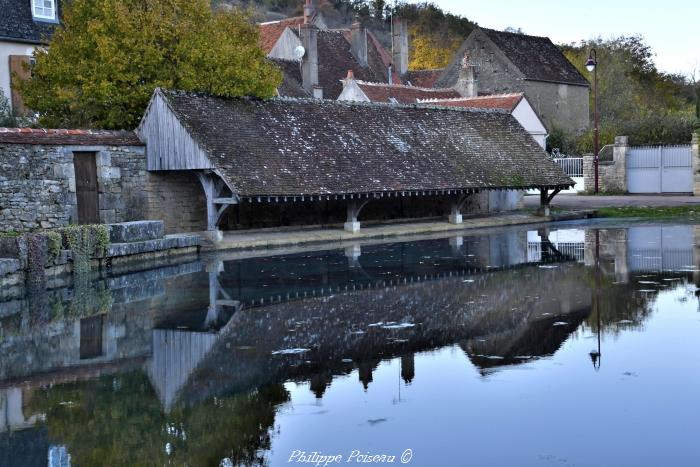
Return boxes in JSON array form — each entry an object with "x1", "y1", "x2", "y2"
[{"x1": 524, "y1": 194, "x2": 700, "y2": 210}]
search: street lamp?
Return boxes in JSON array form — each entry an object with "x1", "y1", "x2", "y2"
[{"x1": 586, "y1": 49, "x2": 599, "y2": 194}]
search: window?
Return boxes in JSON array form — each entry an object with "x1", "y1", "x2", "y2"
[{"x1": 32, "y1": 0, "x2": 56, "y2": 21}]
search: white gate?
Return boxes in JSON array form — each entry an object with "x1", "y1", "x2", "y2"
[
  {"x1": 553, "y1": 157, "x2": 584, "y2": 193},
  {"x1": 627, "y1": 145, "x2": 692, "y2": 194}
]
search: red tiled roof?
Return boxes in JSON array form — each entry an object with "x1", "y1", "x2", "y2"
[
  {"x1": 0, "y1": 128, "x2": 144, "y2": 146},
  {"x1": 258, "y1": 16, "x2": 305, "y2": 53},
  {"x1": 404, "y1": 69, "x2": 445, "y2": 88},
  {"x1": 356, "y1": 81, "x2": 460, "y2": 104},
  {"x1": 419, "y1": 93, "x2": 524, "y2": 112}
]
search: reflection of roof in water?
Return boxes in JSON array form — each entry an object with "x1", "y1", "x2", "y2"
[
  {"x1": 463, "y1": 311, "x2": 589, "y2": 373},
  {"x1": 157, "y1": 261, "x2": 593, "y2": 409}
]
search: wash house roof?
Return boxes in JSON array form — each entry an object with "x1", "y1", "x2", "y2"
[{"x1": 144, "y1": 89, "x2": 572, "y2": 199}]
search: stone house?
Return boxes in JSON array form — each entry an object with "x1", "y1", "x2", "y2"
[
  {"x1": 0, "y1": 0, "x2": 60, "y2": 114},
  {"x1": 434, "y1": 27, "x2": 590, "y2": 134}
]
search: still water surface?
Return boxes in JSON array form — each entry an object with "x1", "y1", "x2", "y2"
[{"x1": 1, "y1": 222, "x2": 699, "y2": 466}]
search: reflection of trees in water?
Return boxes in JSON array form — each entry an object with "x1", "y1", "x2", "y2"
[
  {"x1": 585, "y1": 260, "x2": 681, "y2": 335},
  {"x1": 27, "y1": 371, "x2": 289, "y2": 467}
]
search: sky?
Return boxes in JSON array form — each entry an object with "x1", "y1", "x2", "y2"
[{"x1": 407, "y1": 0, "x2": 700, "y2": 77}]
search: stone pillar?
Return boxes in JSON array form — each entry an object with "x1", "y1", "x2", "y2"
[
  {"x1": 345, "y1": 199, "x2": 367, "y2": 233},
  {"x1": 449, "y1": 236, "x2": 463, "y2": 255},
  {"x1": 583, "y1": 154, "x2": 595, "y2": 194},
  {"x1": 300, "y1": 23, "x2": 319, "y2": 94},
  {"x1": 692, "y1": 133, "x2": 700, "y2": 196},
  {"x1": 350, "y1": 21, "x2": 367, "y2": 67},
  {"x1": 455, "y1": 54, "x2": 478, "y2": 98},
  {"x1": 345, "y1": 244, "x2": 361, "y2": 268},
  {"x1": 449, "y1": 195, "x2": 468, "y2": 224},
  {"x1": 391, "y1": 17, "x2": 409, "y2": 76},
  {"x1": 612, "y1": 135, "x2": 629, "y2": 193}
]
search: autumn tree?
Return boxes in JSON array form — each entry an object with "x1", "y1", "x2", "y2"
[{"x1": 19, "y1": 0, "x2": 281, "y2": 130}]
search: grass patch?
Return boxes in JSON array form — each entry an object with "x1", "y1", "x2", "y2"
[{"x1": 596, "y1": 206, "x2": 700, "y2": 219}]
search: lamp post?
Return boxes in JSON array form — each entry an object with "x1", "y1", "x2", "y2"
[{"x1": 586, "y1": 49, "x2": 599, "y2": 194}]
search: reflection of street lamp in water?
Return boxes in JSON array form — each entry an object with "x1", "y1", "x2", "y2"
[
  {"x1": 590, "y1": 230, "x2": 602, "y2": 371},
  {"x1": 589, "y1": 319, "x2": 601, "y2": 371}
]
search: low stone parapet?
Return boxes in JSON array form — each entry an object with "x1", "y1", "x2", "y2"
[{"x1": 108, "y1": 220, "x2": 165, "y2": 243}]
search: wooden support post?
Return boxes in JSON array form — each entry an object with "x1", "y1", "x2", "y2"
[
  {"x1": 345, "y1": 198, "x2": 369, "y2": 233},
  {"x1": 538, "y1": 187, "x2": 562, "y2": 217},
  {"x1": 449, "y1": 194, "x2": 469, "y2": 224},
  {"x1": 195, "y1": 171, "x2": 239, "y2": 233}
]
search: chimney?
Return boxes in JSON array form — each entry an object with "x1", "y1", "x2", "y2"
[
  {"x1": 391, "y1": 16, "x2": 409, "y2": 77},
  {"x1": 455, "y1": 53, "x2": 478, "y2": 97},
  {"x1": 300, "y1": 22, "x2": 319, "y2": 95},
  {"x1": 303, "y1": 0, "x2": 316, "y2": 25},
  {"x1": 350, "y1": 20, "x2": 368, "y2": 67}
]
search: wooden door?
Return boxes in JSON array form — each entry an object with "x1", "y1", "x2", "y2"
[
  {"x1": 80, "y1": 315, "x2": 104, "y2": 359},
  {"x1": 73, "y1": 152, "x2": 100, "y2": 224}
]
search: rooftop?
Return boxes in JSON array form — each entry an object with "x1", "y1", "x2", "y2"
[
  {"x1": 0, "y1": 127, "x2": 144, "y2": 146},
  {"x1": 480, "y1": 28, "x2": 589, "y2": 86},
  {"x1": 258, "y1": 16, "x2": 306, "y2": 54},
  {"x1": 353, "y1": 80, "x2": 461, "y2": 104},
  {"x1": 418, "y1": 93, "x2": 525, "y2": 112},
  {"x1": 0, "y1": 0, "x2": 60, "y2": 44},
  {"x1": 404, "y1": 69, "x2": 445, "y2": 88},
  {"x1": 156, "y1": 89, "x2": 572, "y2": 198}
]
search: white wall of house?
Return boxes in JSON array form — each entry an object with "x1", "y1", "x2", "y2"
[
  {"x1": 511, "y1": 98, "x2": 547, "y2": 149},
  {"x1": 337, "y1": 79, "x2": 371, "y2": 102},
  {"x1": 0, "y1": 41, "x2": 37, "y2": 111},
  {"x1": 267, "y1": 27, "x2": 302, "y2": 60}
]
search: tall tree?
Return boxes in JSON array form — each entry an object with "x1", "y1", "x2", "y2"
[{"x1": 19, "y1": 0, "x2": 281, "y2": 130}]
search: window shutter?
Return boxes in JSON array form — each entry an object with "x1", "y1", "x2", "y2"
[{"x1": 9, "y1": 55, "x2": 32, "y2": 116}]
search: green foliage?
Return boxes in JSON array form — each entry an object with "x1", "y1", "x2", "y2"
[
  {"x1": 59, "y1": 224, "x2": 110, "y2": 274},
  {"x1": 48, "y1": 277, "x2": 113, "y2": 320},
  {"x1": 18, "y1": 0, "x2": 282, "y2": 130},
  {"x1": 0, "y1": 88, "x2": 32, "y2": 128},
  {"x1": 393, "y1": 2, "x2": 475, "y2": 70},
  {"x1": 28, "y1": 371, "x2": 290, "y2": 467},
  {"x1": 0, "y1": 231, "x2": 21, "y2": 238},
  {"x1": 26, "y1": 233, "x2": 47, "y2": 288},
  {"x1": 327, "y1": 1, "x2": 475, "y2": 70},
  {"x1": 44, "y1": 230, "x2": 62, "y2": 263},
  {"x1": 561, "y1": 36, "x2": 693, "y2": 123}
]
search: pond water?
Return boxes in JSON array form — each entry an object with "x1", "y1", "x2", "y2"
[{"x1": 1, "y1": 222, "x2": 699, "y2": 466}]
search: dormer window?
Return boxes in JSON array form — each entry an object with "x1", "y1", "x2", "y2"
[{"x1": 32, "y1": 0, "x2": 56, "y2": 22}]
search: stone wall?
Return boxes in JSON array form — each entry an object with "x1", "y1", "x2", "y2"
[
  {"x1": 523, "y1": 80, "x2": 589, "y2": 134},
  {"x1": 583, "y1": 136, "x2": 628, "y2": 193},
  {"x1": 0, "y1": 143, "x2": 149, "y2": 232},
  {"x1": 141, "y1": 171, "x2": 207, "y2": 234},
  {"x1": 0, "y1": 143, "x2": 208, "y2": 234},
  {"x1": 692, "y1": 133, "x2": 700, "y2": 196}
]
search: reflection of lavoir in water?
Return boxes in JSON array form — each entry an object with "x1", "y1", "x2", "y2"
[{"x1": 1, "y1": 225, "x2": 698, "y2": 464}]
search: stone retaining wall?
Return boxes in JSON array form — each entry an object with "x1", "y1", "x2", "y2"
[
  {"x1": 583, "y1": 136, "x2": 628, "y2": 193},
  {"x1": 0, "y1": 143, "x2": 147, "y2": 232},
  {"x1": 0, "y1": 143, "x2": 208, "y2": 234}
]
